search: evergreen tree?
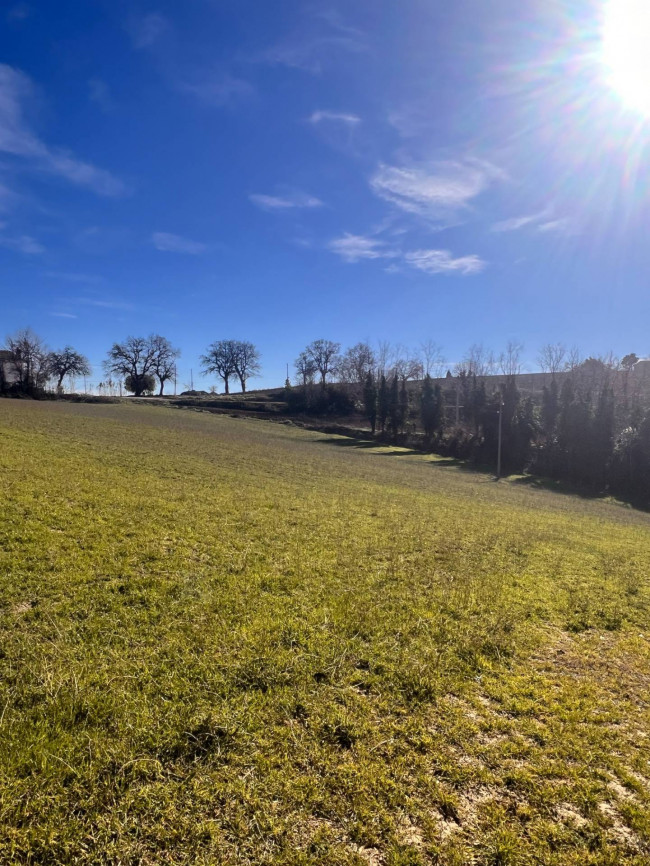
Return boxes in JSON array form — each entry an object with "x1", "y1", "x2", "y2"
[
  {"x1": 378, "y1": 374, "x2": 389, "y2": 433},
  {"x1": 541, "y1": 379, "x2": 559, "y2": 439},
  {"x1": 420, "y1": 374, "x2": 442, "y2": 441},
  {"x1": 363, "y1": 371, "x2": 378, "y2": 434},
  {"x1": 592, "y1": 385, "x2": 615, "y2": 489},
  {"x1": 399, "y1": 378, "x2": 409, "y2": 434},
  {"x1": 388, "y1": 375, "x2": 400, "y2": 440}
]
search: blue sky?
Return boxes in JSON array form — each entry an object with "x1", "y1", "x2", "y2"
[{"x1": 2, "y1": 0, "x2": 649, "y2": 389}]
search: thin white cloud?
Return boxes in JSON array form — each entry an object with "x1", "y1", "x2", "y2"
[
  {"x1": 126, "y1": 12, "x2": 169, "y2": 50},
  {"x1": 0, "y1": 232, "x2": 43, "y2": 254},
  {"x1": 50, "y1": 312, "x2": 77, "y2": 319},
  {"x1": 329, "y1": 233, "x2": 484, "y2": 275},
  {"x1": 404, "y1": 249, "x2": 485, "y2": 276},
  {"x1": 7, "y1": 3, "x2": 30, "y2": 22},
  {"x1": 259, "y1": 12, "x2": 366, "y2": 74},
  {"x1": 328, "y1": 233, "x2": 395, "y2": 263},
  {"x1": 179, "y1": 75, "x2": 254, "y2": 107},
  {"x1": 76, "y1": 297, "x2": 135, "y2": 311},
  {"x1": 88, "y1": 78, "x2": 113, "y2": 112},
  {"x1": 249, "y1": 192, "x2": 323, "y2": 211},
  {"x1": 0, "y1": 64, "x2": 128, "y2": 197},
  {"x1": 491, "y1": 212, "x2": 547, "y2": 232},
  {"x1": 309, "y1": 110, "x2": 360, "y2": 125},
  {"x1": 370, "y1": 160, "x2": 502, "y2": 219},
  {"x1": 151, "y1": 231, "x2": 207, "y2": 254},
  {"x1": 491, "y1": 210, "x2": 572, "y2": 235},
  {"x1": 45, "y1": 271, "x2": 103, "y2": 284},
  {"x1": 537, "y1": 217, "x2": 572, "y2": 234}
]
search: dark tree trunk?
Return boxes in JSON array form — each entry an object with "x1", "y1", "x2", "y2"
[
  {"x1": 224, "y1": 376, "x2": 230, "y2": 394},
  {"x1": 240, "y1": 376, "x2": 246, "y2": 393},
  {"x1": 159, "y1": 379, "x2": 164, "y2": 396}
]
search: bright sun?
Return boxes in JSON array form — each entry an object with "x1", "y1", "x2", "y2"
[{"x1": 603, "y1": 0, "x2": 650, "y2": 115}]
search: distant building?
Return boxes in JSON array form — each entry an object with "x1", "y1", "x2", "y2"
[
  {"x1": 0, "y1": 350, "x2": 19, "y2": 389},
  {"x1": 632, "y1": 359, "x2": 650, "y2": 378}
]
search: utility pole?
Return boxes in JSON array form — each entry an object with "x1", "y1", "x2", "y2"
[
  {"x1": 190, "y1": 368, "x2": 194, "y2": 391},
  {"x1": 496, "y1": 399, "x2": 504, "y2": 479},
  {"x1": 455, "y1": 383, "x2": 460, "y2": 425}
]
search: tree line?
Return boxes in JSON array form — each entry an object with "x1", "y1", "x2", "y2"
[
  {"x1": 4, "y1": 327, "x2": 650, "y2": 503},
  {"x1": 0, "y1": 329, "x2": 262, "y2": 397}
]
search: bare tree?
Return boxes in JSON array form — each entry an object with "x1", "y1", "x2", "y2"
[
  {"x1": 393, "y1": 356, "x2": 423, "y2": 380},
  {"x1": 149, "y1": 334, "x2": 180, "y2": 396},
  {"x1": 537, "y1": 342, "x2": 566, "y2": 377},
  {"x1": 456, "y1": 344, "x2": 495, "y2": 377},
  {"x1": 564, "y1": 346, "x2": 583, "y2": 372},
  {"x1": 295, "y1": 351, "x2": 317, "y2": 387},
  {"x1": 200, "y1": 340, "x2": 238, "y2": 394},
  {"x1": 375, "y1": 340, "x2": 392, "y2": 378},
  {"x1": 302, "y1": 339, "x2": 341, "y2": 387},
  {"x1": 419, "y1": 339, "x2": 446, "y2": 378},
  {"x1": 47, "y1": 346, "x2": 91, "y2": 392},
  {"x1": 4, "y1": 328, "x2": 49, "y2": 392},
  {"x1": 233, "y1": 341, "x2": 261, "y2": 392},
  {"x1": 104, "y1": 335, "x2": 158, "y2": 396},
  {"x1": 498, "y1": 341, "x2": 523, "y2": 377},
  {"x1": 338, "y1": 342, "x2": 376, "y2": 385}
]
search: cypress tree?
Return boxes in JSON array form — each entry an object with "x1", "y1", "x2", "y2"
[
  {"x1": 363, "y1": 371, "x2": 378, "y2": 434},
  {"x1": 378, "y1": 374, "x2": 389, "y2": 433},
  {"x1": 399, "y1": 377, "x2": 409, "y2": 434},
  {"x1": 388, "y1": 375, "x2": 400, "y2": 440},
  {"x1": 420, "y1": 374, "x2": 440, "y2": 441}
]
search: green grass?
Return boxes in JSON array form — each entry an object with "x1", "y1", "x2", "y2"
[{"x1": 0, "y1": 400, "x2": 649, "y2": 865}]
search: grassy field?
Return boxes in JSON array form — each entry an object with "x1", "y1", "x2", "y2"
[{"x1": 1, "y1": 401, "x2": 649, "y2": 865}]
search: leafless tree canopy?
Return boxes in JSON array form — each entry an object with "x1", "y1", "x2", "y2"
[
  {"x1": 455, "y1": 343, "x2": 496, "y2": 377},
  {"x1": 498, "y1": 341, "x2": 523, "y2": 377},
  {"x1": 47, "y1": 347, "x2": 91, "y2": 391},
  {"x1": 537, "y1": 343, "x2": 566, "y2": 376},
  {"x1": 419, "y1": 340, "x2": 446, "y2": 378},
  {"x1": 200, "y1": 340, "x2": 237, "y2": 394},
  {"x1": 4, "y1": 329, "x2": 49, "y2": 391},
  {"x1": 148, "y1": 335, "x2": 181, "y2": 396},
  {"x1": 104, "y1": 334, "x2": 179, "y2": 397},
  {"x1": 294, "y1": 351, "x2": 317, "y2": 387},
  {"x1": 232, "y1": 341, "x2": 262, "y2": 393},
  {"x1": 338, "y1": 342, "x2": 376, "y2": 385},
  {"x1": 300, "y1": 339, "x2": 341, "y2": 387}
]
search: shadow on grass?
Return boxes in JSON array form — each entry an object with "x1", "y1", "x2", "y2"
[
  {"x1": 313, "y1": 435, "x2": 650, "y2": 511},
  {"x1": 313, "y1": 436, "x2": 485, "y2": 472}
]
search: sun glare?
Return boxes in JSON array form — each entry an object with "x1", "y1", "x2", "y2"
[{"x1": 603, "y1": 0, "x2": 650, "y2": 115}]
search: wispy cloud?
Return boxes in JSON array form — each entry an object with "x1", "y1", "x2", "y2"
[
  {"x1": 45, "y1": 271, "x2": 103, "y2": 284},
  {"x1": 309, "y1": 110, "x2": 361, "y2": 125},
  {"x1": 259, "y1": 12, "x2": 366, "y2": 74},
  {"x1": 329, "y1": 232, "x2": 484, "y2": 275},
  {"x1": 88, "y1": 78, "x2": 113, "y2": 112},
  {"x1": 178, "y1": 74, "x2": 254, "y2": 107},
  {"x1": 6, "y1": 3, "x2": 30, "y2": 22},
  {"x1": 151, "y1": 231, "x2": 207, "y2": 254},
  {"x1": 50, "y1": 312, "x2": 77, "y2": 319},
  {"x1": 249, "y1": 192, "x2": 323, "y2": 211},
  {"x1": 537, "y1": 217, "x2": 572, "y2": 234},
  {"x1": 370, "y1": 159, "x2": 503, "y2": 221},
  {"x1": 126, "y1": 12, "x2": 169, "y2": 50},
  {"x1": 76, "y1": 296, "x2": 135, "y2": 311},
  {"x1": 491, "y1": 209, "x2": 573, "y2": 235},
  {"x1": 404, "y1": 249, "x2": 485, "y2": 276},
  {"x1": 0, "y1": 232, "x2": 43, "y2": 254},
  {"x1": 328, "y1": 233, "x2": 394, "y2": 263},
  {"x1": 0, "y1": 64, "x2": 128, "y2": 196}
]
